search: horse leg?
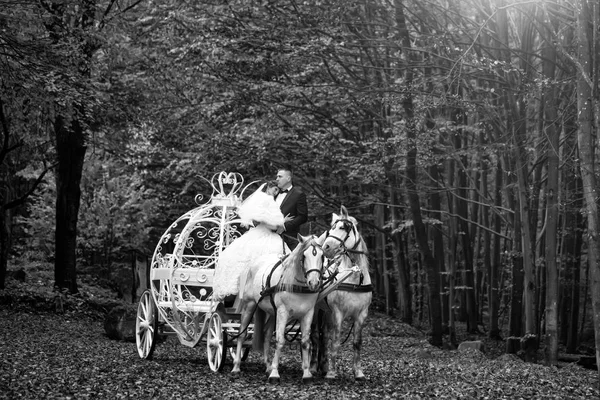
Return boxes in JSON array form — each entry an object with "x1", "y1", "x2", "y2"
[
  {"x1": 232, "y1": 301, "x2": 254, "y2": 374},
  {"x1": 300, "y1": 310, "x2": 315, "y2": 383},
  {"x1": 319, "y1": 311, "x2": 330, "y2": 375},
  {"x1": 268, "y1": 309, "x2": 288, "y2": 383},
  {"x1": 252, "y1": 307, "x2": 271, "y2": 374},
  {"x1": 352, "y1": 309, "x2": 368, "y2": 381},
  {"x1": 325, "y1": 309, "x2": 343, "y2": 380},
  {"x1": 309, "y1": 310, "x2": 322, "y2": 375},
  {"x1": 263, "y1": 314, "x2": 275, "y2": 374}
]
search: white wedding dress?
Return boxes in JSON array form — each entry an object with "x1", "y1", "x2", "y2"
[{"x1": 213, "y1": 188, "x2": 290, "y2": 299}]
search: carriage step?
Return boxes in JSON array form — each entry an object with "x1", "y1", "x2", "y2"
[{"x1": 157, "y1": 301, "x2": 214, "y2": 312}]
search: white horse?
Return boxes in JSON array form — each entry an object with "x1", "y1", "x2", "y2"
[
  {"x1": 233, "y1": 234, "x2": 324, "y2": 383},
  {"x1": 312, "y1": 205, "x2": 372, "y2": 380}
]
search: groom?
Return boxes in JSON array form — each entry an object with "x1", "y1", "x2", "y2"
[{"x1": 275, "y1": 166, "x2": 308, "y2": 250}]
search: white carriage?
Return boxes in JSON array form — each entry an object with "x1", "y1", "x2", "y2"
[{"x1": 135, "y1": 171, "x2": 358, "y2": 372}]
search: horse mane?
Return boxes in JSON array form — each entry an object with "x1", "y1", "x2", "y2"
[
  {"x1": 279, "y1": 236, "x2": 314, "y2": 286},
  {"x1": 336, "y1": 212, "x2": 369, "y2": 273},
  {"x1": 352, "y1": 233, "x2": 370, "y2": 273}
]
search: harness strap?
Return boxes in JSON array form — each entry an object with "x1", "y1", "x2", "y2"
[
  {"x1": 274, "y1": 283, "x2": 319, "y2": 294},
  {"x1": 261, "y1": 257, "x2": 285, "y2": 293},
  {"x1": 261, "y1": 257, "x2": 286, "y2": 311},
  {"x1": 335, "y1": 283, "x2": 374, "y2": 293},
  {"x1": 259, "y1": 253, "x2": 322, "y2": 309},
  {"x1": 321, "y1": 269, "x2": 339, "y2": 288}
]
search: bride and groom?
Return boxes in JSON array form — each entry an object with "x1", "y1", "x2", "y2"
[{"x1": 213, "y1": 167, "x2": 308, "y2": 299}]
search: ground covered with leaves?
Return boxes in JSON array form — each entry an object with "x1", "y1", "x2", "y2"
[{"x1": 0, "y1": 298, "x2": 598, "y2": 400}]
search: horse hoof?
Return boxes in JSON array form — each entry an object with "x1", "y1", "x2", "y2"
[
  {"x1": 268, "y1": 376, "x2": 280, "y2": 384},
  {"x1": 355, "y1": 375, "x2": 366, "y2": 382},
  {"x1": 302, "y1": 376, "x2": 313, "y2": 384},
  {"x1": 310, "y1": 369, "x2": 324, "y2": 378}
]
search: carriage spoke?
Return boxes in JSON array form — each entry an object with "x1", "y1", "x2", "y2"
[
  {"x1": 145, "y1": 331, "x2": 152, "y2": 354},
  {"x1": 207, "y1": 313, "x2": 225, "y2": 372},
  {"x1": 136, "y1": 290, "x2": 158, "y2": 360}
]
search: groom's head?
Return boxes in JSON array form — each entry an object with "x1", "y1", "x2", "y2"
[{"x1": 276, "y1": 167, "x2": 293, "y2": 190}]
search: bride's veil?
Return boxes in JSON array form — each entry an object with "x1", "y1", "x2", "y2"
[
  {"x1": 238, "y1": 182, "x2": 267, "y2": 227},
  {"x1": 237, "y1": 181, "x2": 285, "y2": 229}
]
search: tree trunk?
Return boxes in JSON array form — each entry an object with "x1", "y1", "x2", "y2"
[
  {"x1": 375, "y1": 201, "x2": 392, "y2": 314},
  {"x1": 494, "y1": 0, "x2": 537, "y2": 348},
  {"x1": 488, "y1": 160, "x2": 502, "y2": 339},
  {"x1": 576, "y1": 0, "x2": 600, "y2": 383},
  {"x1": 54, "y1": 115, "x2": 86, "y2": 293},
  {"x1": 44, "y1": 0, "x2": 99, "y2": 294},
  {"x1": 396, "y1": 0, "x2": 442, "y2": 346},
  {"x1": 429, "y1": 164, "x2": 447, "y2": 329},
  {"x1": 512, "y1": 10, "x2": 537, "y2": 341},
  {"x1": 446, "y1": 155, "x2": 458, "y2": 344},
  {"x1": 564, "y1": 172, "x2": 583, "y2": 353},
  {"x1": 453, "y1": 127, "x2": 479, "y2": 333},
  {"x1": 391, "y1": 188, "x2": 412, "y2": 323},
  {"x1": 507, "y1": 202, "x2": 525, "y2": 354},
  {"x1": 479, "y1": 131, "x2": 491, "y2": 331},
  {"x1": 541, "y1": 13, "x2": 560, "y2": 364},
  {"x1": 0, "y1": 208, "x2": 11, "y2": 289}
]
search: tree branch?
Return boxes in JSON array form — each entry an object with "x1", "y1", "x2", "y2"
[{"x1": 4, "y1": 164, "x2": 57, "y2": 210}]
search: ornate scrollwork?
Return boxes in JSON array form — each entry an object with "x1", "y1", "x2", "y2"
[
  {"x1": 185, "y1": 237, "x2": 195, "y2": 249},
  {"x1": 150, "y1": 171, "x2": 266, "y2": 341},
  {"x1": 194, "y1": 193, "x2": 205, "y2": 205},
  {"x1": 212, "y1": 171, "x2": 244, "y2": 198}
]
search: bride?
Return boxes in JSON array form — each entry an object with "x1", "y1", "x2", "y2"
[{"x1": 213, "y1": 180, "x2": 290, "y2": 300}]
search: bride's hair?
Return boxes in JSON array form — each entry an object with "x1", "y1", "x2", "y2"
[{"x1": 262, "y1": 180, "x2": 279, "y2": 193}]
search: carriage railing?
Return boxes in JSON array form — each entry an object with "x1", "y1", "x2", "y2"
[{"x1": 148, "y1": 172, "x2": 253, "y2": 344}]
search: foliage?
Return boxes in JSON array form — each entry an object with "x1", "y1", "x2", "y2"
[{"x1": 18, "y1": 152, "x2": 157, "y2": 267}]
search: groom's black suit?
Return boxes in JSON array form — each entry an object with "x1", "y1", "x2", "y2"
[{"x1": 278, "y1": 186, "x2": 308, "y2": 250}]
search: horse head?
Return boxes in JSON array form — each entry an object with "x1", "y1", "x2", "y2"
[
  {"x1": 297, "y1": 234, "x2": 324, "y2": 292},
  {"x1": 322, "y1": 205, "x2": 361, "y2": 259}
]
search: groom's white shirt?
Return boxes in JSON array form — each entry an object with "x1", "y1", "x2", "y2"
[{"x1": 276, "y1": 185, "x2": 292, "y2": 207}]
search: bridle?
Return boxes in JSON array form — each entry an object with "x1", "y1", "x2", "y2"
[
  {"x1": 302, "y1": 242, "x2": 325, "y2": 281},
  {"x1": 325, "y1": 218, "x2": 363, "y2": 256},
  {"x1": 323, "y1": 218, "x2": 370, "y2": 288}
]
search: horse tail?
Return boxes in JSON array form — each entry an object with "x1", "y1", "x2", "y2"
[{"x1": 252, "y1": 307, "x2": 266, "y2": 352}]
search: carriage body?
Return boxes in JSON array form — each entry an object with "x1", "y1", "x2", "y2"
[{"x1": 136, "y1": 172, "x2": 257, "y2": 370}]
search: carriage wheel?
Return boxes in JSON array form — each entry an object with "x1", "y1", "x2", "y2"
[
  {"x1": 136, "y1": 290, "x2": 158, "y2": 359},
  {"x1": 207, "y1": 313, "x2": 226, "y2": 372}
]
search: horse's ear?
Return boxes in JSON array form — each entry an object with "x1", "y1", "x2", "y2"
[
  {"x1": 315, "y1": 231, "x2": 327, "y2": 245},
  {"x1": 340, "y1": 205, "x2": 348, "y2": 218},
  {"x1": 297, "y1": 233, "x2": 307, "y2": 243},
  {"x1": 331, "y1": 213, "x2": 339, "y2": 224}
]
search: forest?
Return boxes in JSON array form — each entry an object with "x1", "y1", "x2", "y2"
[{"x1": 1, "y1": 0, "x2": 600, "y2": 386}]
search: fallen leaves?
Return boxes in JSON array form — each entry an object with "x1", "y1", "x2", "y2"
[{"x1": 0, "y1": 307, "x2": 598, "y2": 399}]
